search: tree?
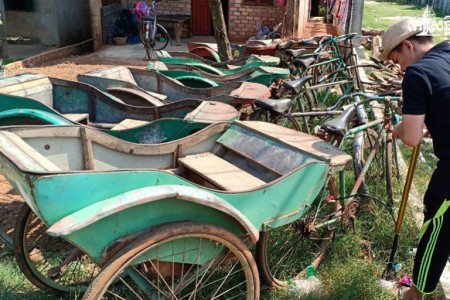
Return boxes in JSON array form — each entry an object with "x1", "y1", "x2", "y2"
[{"x1": 208, "y1": 0, "x2": 232, "y2": 61}]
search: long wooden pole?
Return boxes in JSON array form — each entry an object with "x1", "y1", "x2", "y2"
[
  {"x1": 384, "y1": 145, "x2": 421, "y2": 279},
  {"x1": 208, "y1": 0, "x2": 232, "y2": 62},
  {"x1": 89, "y1": 0, "x2": 103, "y2": 51},
  {"x1": 0, "y1": 0, "x2": 8, "y2": 58}
]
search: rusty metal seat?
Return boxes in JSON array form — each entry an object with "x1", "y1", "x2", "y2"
[
  {"x1": 282, "y1": 75, "x2": 312, "y2": 94},
  {"x1": 321, "y1": 105, "x2": 357, "y2": 136},
  {"x1": 285, "y1": 49, "x2": 306, "y2": 58},
  {"x1": 254, "y1": 98, "x2": 292, "y2": 114},
  {"x1": 293, "y1": 57, "x2": 316, "y2": 69}
]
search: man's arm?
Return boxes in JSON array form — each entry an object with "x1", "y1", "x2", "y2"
[{"x1": 393, "y1": 114, "x2": 425, "y2": 146}]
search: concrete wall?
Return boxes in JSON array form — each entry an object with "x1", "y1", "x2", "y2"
[
  {"x1": 5, "y1": 0, "x2": 91, "y2": 47},
  {"x1": 130, "y1": 0, "x2": 285, "y2": 41},
  {"x1": 56, "y1": 0, "x2": 91, "y2": 46}
]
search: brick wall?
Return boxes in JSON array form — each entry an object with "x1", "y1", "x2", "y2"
[
  {"x1": 228, "y1": 0, "x2": 286, "y2": 41},
  {"x1": 131, "y1": 0, "x2": 286, "y2": 41},
  {"x1": 130, "y1": 0, "x2": 191, "y2": 15},
  {"x1": 156, "y1": 0, "x2": 191, "y2": 15}
]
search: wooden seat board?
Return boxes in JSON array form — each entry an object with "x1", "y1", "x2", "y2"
[
  {"x1": 111, "y1": 119, "x2": 149, "y2": 130},
  {"x1": 62, "y1": 113, "x2": 89, "y2": 123},
  {"x1": 235, "y1": 121, "x2": 352, "y2": 168},
  {"x1": 106, "y1": 87, "x2": 164, "y2": 106},
  {"x1": 178, "y1": 152, "x2": 265, "y2": 191}
]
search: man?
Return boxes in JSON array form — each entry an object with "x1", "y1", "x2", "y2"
[{"x1": 379, "y1": 19, "x2": 450, "y2": 299}]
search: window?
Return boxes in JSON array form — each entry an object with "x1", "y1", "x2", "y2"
[
  {"x1": 5, "y1": 0, "x2": 34, "y2": 11},
  {"x1": 243, "y1": 0, "x2": 273, "y2": 6}
]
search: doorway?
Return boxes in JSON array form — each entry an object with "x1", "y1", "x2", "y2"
[{"x1": 192, "y1": 0, "x2": 228, "y2": 36}]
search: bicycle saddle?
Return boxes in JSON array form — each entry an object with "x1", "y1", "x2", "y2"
[
  {"x1": 255, "y1": 98, "x2": 292, "y2": 114},
  {"x1": 276, "y1": 40, "x2": 294, "y2": 50},
  {"x1": 321, "y1": 105, "x2": 357, "y2": 136},
  {"x1": 293, "y1": 57, "x2": 316, "y2": 69},
  {"x1": 282, "y1": 75, "x2": 312, "y2": 94},
  {"x1": 142, "y1": 15, "x2": 156, "y2": 21},
  {"x1": 285, "y1": 49, "x2": 306, "y2": 58}
]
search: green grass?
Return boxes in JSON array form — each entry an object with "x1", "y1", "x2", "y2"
[
  {"x1": 0, "y1": 250, "x2": 59, "y2": 299},
  {"x1": 364, "y1": 1, "x2": 448, "y2": 43}
]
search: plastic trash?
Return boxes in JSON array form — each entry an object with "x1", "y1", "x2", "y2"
[
  {"x1": 399, "y1": 275, "x2": 412, "y2": 287},
  {"x1": 393, "y1": 262, "x2": 402, "y2": 273},
  {"x1": 287, "y1": 265, "x2": 322, "y2": 297},
  {"x1": 378, "y1": 279, "x2": 396, "y2": 291}
]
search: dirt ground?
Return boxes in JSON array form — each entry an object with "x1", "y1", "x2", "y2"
[
  {"x1": 1, "y1": 52, "x2": 151, "y2": 247},
  {"x1": 7, "y1": 52, "x2": 150, "y2": 81}
]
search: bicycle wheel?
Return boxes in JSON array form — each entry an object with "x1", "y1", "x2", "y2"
[
  {"x1": 278, "y1": 88, "x2": 317, "y2": 133},
  {"x1": 14, "y1": 204, "x2": 99, "y2": 294},
  {"x1": 347, "y1": 53, "x2": 364, "y2": 92},
  {"x1": 151, "y1": 23, "x2": 170, "y2": 50},
  {"x1": 249, "y1": 108, "x2": 271, "y2": 122},
  {"x1": 385, "y1": 131, "x2": 394, "y2": 207},
  {"x1": 352, "y1": 128, "x2": 388, "y2": 198},
  {"x1": 273, "y1": 115, "x2": 301, "y2": 131},
  {"x1": 256, "y1": 177, "x2": 339, "y2": 288},
  {"x1": 83, "y1": 222, "x2": 259, "y2": 300},
  {"x1": 138, "y1": 23, "x2": 146, "y2": 45}
]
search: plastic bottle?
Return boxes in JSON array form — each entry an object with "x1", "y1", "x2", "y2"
[{"x1": 287, "y1": 265, "x2": 322, "y2": 297}]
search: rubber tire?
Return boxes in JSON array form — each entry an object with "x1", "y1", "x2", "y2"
[
  {"x1": 14, "y1": 204, "x2": 98, "y2": 294},
  {"x1": 385, "y1": 132, "x2": 394, "y2": 207},
  {"x1": 273, "y1": 115, "x2": 301, "y2": 131},
  {"x1": 352, "y1": 128, "x2": 389, "y2": 198},
  {"x1": 277, "y1": 86, "x2": 315, "y2": 133},
  {"x1": 141, "y1": 23, "x2": 170, "y2": 59},
  {"x1": 256, "y1": 178, "x2": 339, "y2": 288},
  {"x1": 83, "y1": 222, "x2": 259, "y2": 300}
]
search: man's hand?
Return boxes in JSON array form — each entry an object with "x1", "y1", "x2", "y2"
[{"x1": 393, "y1": 114, "x2": 425, "y2": 146}]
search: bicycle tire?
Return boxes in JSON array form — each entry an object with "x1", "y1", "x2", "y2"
[
  {"x1": 352, "y1": 128, "x2": 386, "y2": 197},
  {"x1": 273, "y1": 115, "x2": 301, "y2": 131},
  {"x1": 277, "y1": 87, "x2": 316, "y2": 133},
  {"x1": 249, "y1": 108, "x2": 270, "y2": 122},
  {"x1": 256, "y1": 177, "x2": 339, "y2": 288},
  {"x1": 385, "y1": 131, "x2": 394, "y2": 207},
  {"x1": 347, "y1": 54, "x2": 364, "y2": 92},
  {"x1": 14, "y1": 204, "x2": 99, "y2": 295},
  {"x1": 138, "y1": 23, "x2": 146, "y2": 45},
  {"x1": 152, "y1": 23, "x2": 170, "y2": 50},
  {"x1": 83, "y1": 222, "x2": 259, "y2": 300}
]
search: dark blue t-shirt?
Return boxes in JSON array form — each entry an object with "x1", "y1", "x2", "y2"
[{"x1": 402, "y1": 41, "x2": 450, "y2": 160}]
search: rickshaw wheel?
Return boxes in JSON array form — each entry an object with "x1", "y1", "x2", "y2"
[
  {"x1": 256, "y1": 177, "x2": 339, "y2": 289},
  {"x1": 14, "y1": 204, "x2": 100, "y2": 295},
  {"x1": 83, "y1": 222, "x2": 259, "y2": 300}
]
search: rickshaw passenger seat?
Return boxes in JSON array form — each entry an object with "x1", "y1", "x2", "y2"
[
  {"x1": 178, "y1": 152, "x2": 265, "y2": 192},
  {"x1": 0, "y1": 131, "x2": 61, "y2": 172}
]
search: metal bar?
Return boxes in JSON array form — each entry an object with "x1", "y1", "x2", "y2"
[
  {"x1": 290, "y1": 110, "x2": 342, "y2": 117},
  {"x1": 347, "y1": 118, "x2": 383, "y2": 135}
]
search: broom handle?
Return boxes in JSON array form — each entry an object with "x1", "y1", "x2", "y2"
[
  {"x1": 395, "y1": 145, "x2": 421, "y2": 234},
  {"x1": 384, "y1": 144, "x2": 421, "y2": 278}
]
